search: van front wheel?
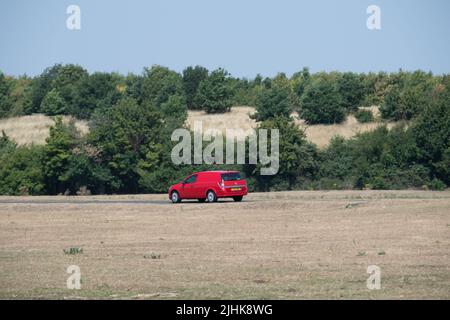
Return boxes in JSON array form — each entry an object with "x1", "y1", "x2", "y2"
[{"x1": 171, "y1": 191, "x2": 181, "y2": 203}]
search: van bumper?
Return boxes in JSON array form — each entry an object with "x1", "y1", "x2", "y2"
[{"x1": 216, "y1": 186, "x2": 248, "y2": 197}]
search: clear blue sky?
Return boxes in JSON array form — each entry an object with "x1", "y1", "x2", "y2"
[{"x1": 1, "y1": 0, "x2": 449, "y2": 78}]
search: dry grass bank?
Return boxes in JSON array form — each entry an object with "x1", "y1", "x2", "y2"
[
  {"x1": 0, "y1": 115, "x2": 88, "y2": 145},
  {"x1": 187, "y1": 106, "x2": 395, "y2": 148},
  {"x1": 0, "y1": 107, "x2": 394, "y2": 148}
]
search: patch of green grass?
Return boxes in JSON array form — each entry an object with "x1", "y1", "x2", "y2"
[
  {"x1": 63, "y1": 247, "x2": 83, "y2": 255},
  {"x1": 356, "y1": 251, "x2": 366, "y2": 257},
  {"x1": 355, "y1": 109, "x2": 374, "y2": 123},
  {"x1": 378, "y1": 251, "x2": 386, "y2": 256}
]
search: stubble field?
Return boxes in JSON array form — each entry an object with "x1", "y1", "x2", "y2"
[{"x1": 0, "y1": 190, "x2": 449, "y2": 299}]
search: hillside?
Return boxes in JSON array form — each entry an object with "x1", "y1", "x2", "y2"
[
  {"x1": 187, "y1": 106, "x2": 395, "y2": 148},
  {"x1": 0, "y1": 106, "x2": 394, "y2": 148}
]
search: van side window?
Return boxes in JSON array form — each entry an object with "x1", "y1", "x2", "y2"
[{"x1": 184, "y1": 175, "x2": 197, "y2": 184}]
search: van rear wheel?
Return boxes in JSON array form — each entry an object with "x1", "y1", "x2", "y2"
[
  {"x1": 206, "y1": 190, "x2": 217, "y2": 203},
  {"x1": 233, "y1": 196, "x2": 243, "y2": 202}
]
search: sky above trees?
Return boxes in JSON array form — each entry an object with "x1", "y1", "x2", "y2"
[{"x1": 1, "y1": 0, "x2": 450, "y2": 77}]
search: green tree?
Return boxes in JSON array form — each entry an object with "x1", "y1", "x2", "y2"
[
  {"x1": 141, "y1": 65, "x2": 184, "y2": 108},
  {"x1": 0, "y1": 72, "x2": 13, "y2": 118},
  {"x1": 40, "y1": 89, "x2": 67, "y2": 115},
  {"x1": 195, "y1": 68, "x2": 234, "y2": 113},
  {"x1": 253, "y1": 73, "x2": 294, "y2": 121},
  {"x1": 31, "y1": 64, "x2": 87, "y2": 114},
  {"x1": 71, "y1": 72, "x2": 125, "y2": 119},
  {"x1": 247, "y1": 117, "x2": 318, "y2": 191},
  {"x1": 7, "y1": 76, "x2": 33, "y2": 116},
  {"x1": 412, "y1": 78, "x2": 450, "y2": 185},
  {"x1": 361, "y1": 72, "x2": 389, "y2": 106},
  {"x1": 30, "y1": 64, "x2": 63, "y2": 113},
  {"x1": 43, "y1": 117, "x2": 115, "y2": 194},
  {"x1": 291, "y1": 67, "x2": 311, "y2": 99},
  {"x1": 336, "y1": 72, "x2": 365, "y2": 112},
  {"x1": 60, "y1": 150, "x2": 117, "y2": 195},
  {"x1": 182, "y1": 66, "x2": 208, "y2": 109},
  {"x1": 51, "y1": 64, "x2": 88, "y2": 90},
  {"x1": 160, "y1": 94, "x2": 188, "y2": 128},
  {"x1": 300, "y1": 76, "x2": 346, "y2": 124},
  {"x1": 380, "y1": 71, "x2": 436, "y2": 120},
  {"x1": 42, "y1": 117, "x2": 80, "y2": 194},
  {"x1": 89, "y1": 98, "x2": 164, "y2": 193}
]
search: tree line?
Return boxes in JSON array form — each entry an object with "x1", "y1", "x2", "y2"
[{"x1": 0, "y1": 65, "x2": 448, "y2": 195}]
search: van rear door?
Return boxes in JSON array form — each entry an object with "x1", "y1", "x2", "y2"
[{"x1": 221, "y1": 172, "x2": 246, "y2": 192}]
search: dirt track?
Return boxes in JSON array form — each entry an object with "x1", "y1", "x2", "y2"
[{"x1": 0, "y1": 191, "x2": 449, "y2": 299}]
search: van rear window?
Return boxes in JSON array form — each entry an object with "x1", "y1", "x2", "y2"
[{"x1": 221, "y1": 172, "x2": 241, "y2": 181}]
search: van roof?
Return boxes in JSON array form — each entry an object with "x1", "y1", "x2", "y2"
[{"x1": 194, "y1": 170, "x2": 239, "y2": 174}]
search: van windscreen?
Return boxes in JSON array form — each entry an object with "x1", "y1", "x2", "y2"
[{"x1": 221, "y1": 172, "x2": 241, "y2": 181}]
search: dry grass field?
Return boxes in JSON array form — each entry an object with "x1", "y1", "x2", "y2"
[
  {"x1": 188, "y1": 106, "x2": 395, "y2": 148},
  {"x1": 0, "y1": 190, "x2": 449, "y2": 299},
  {"x1": 0, "y1": 115, "x2": 88, "y2": 145},
  {"x1": 0, "y1": 107, "x2": 393, "y2": 148}
]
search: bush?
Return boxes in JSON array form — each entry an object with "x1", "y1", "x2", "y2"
[
  {"x1": 345, "y1": 125, "x2": 431, "y2": 189},
  {"x1": 318, "y1": 136, "x2": 353, "y2": 180},
  {"x1": 0, "y1": 145, "x2": 45, "y2": 195},
  {"x1": 428, "y1": 179, "x2": 446, "y2": 191},
  {"x1": 365, "y1": 165, "x2": 430, "y2": 190},
  {"x1": 355, "y1": 109, "x2": 374, "y2": 123}
]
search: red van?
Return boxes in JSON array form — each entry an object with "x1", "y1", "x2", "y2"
[{"x1": 168, "y1": 171, "x2": 248, "y2": 203}]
